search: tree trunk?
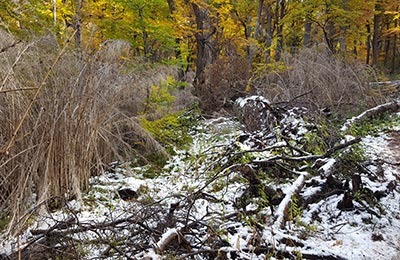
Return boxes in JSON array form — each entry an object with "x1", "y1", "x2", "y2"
[
  {"x1": 366, "y1": 22, "x2": 371, "y2": 64},
  {"x1": 191, "y1": 3, "x2": 217, "y2": 83},
  {"x1": 248, "y1": 0, "x2": 264, "y2": 67},
  {"x1": 339, "y1": 0, "x2": 349, "y2": 52},
  {"x1": 384, "y1": 23, "x2": 391, "y2": 66},
  {"x1": 275, "y1": 0, "x2": 285, "y2": 62},
  {"x1": 391, "y1": 9, "x2": 398, "y2": 73},
  {"x1": 303, "y1": 19, "x2": 312, "y2": 48},
  {"x1": 138, "y1": 7, "x2": 149, "y2": 59},
  {"x1": 73, "y1": 0, "x2": 82, "y2": 61},
  {"x1": 372, "y1": 2, "x2": 382, "y2": 66},
  {"x1": 166, "y1": 0, "x2": 176, "y2": 12},
  {"x1": 52, "y1": 0, "x2": 57, "y2": 26},
  {"x1": 265, "y1": 4, "x2": 273, "y2": 64}
]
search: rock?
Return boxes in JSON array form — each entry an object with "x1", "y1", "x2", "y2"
[
  {"x1": 337, "y1": 191, "x2": 354, "y2": 210},
  {"x1": 234, "y1": 95, "x2": 277, "y2": 131},
  {"x1": 117, "y1": 188, "x2": 138, "y2": 201}
]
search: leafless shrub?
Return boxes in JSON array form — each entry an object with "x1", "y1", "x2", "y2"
[
  {"x1": 0, "y1": 33, "x2": 174, "y2": 235},
  {"x1": 252, "y1": 48, "x2": 386, "y2": 116},
  {"x1": 196, "y1": 56, "x2": 250, "y2": 113}
]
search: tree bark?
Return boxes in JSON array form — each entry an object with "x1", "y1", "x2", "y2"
[
  {"x1": 247, "y1": 0, "x2": 264, "y2": 67},
  {"x1": 265, "y1": 3, "x2": 273, "y2": 64},
  {"x1": 73, "y1": 0, "x2": 82, "y2": 61},
  {"x1": 52, "y1": 0, "x2": 57, "y2": 26},
  {"x1": 192, "y1": 3, "x2": 217, "y2": 83},
  {"x1": 366, "y1": 22, "x2": 371, "y2": 64},
  {"x1": 391, "y1": 6, "x2": 398, "y2": 73},
  {"x1": 372, "y1": 1, "x2": 382, "y2": 66},
  {"x1": 275, "y1": 0, "x2": 285, "y2": 62},
  {"x1": 303, "y1": 19, "x2": 312, "y2": 48}
]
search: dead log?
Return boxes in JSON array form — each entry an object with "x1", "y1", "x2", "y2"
[
  {"x1": 341, "y1": 100, "x2": 400, "y2": 132},
  {"x1": 273, "y1": 171, "x2": 309, "y2": 229}
]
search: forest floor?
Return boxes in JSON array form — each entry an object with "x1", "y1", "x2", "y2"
[{"x1": 1, "y1": 99, "x2": 400, "y2": 260}]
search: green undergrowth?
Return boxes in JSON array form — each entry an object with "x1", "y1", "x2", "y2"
[
  {"x1": 0, "y1": 215, "x2": 10, "y2": 232},
  {"x1": 140, "y1": 75, "x2": 198, "y2": 157},
  {"x1": 140, "y1": 110, "x2": 198, "y2": 154},
  {"x1": 348, "y1": 113, "x2": 400, "y2": 137}
]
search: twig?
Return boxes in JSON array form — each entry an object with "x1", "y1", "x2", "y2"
[
  {"x1": 252, "y1": 137, "x2": 361, "y2": 164},
  {"x1": 0, "y1": 40, "x2": 21, "y2": 53},
  {"x1": 0, "y1": 87, "x2": 38, "y2": 94},
  {"x1": 0, "y1": 42, "x2": 34, "y2": 91}
]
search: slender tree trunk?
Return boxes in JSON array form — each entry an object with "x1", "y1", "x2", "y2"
[
  {"x1": 391, "y1": 8, "x2": 398, "y2": 73},
  {"x1": 52, "y1": 0, "x2": 57, "y2": 26},
  {"x1": 372, "y1": 2, "x2": 382, "y2": 66},
  {"x1": 275, "y1": 0, "x2": 285, "y2": 62},
  {"x1": 366, "y1": 22, "x2": 371, "y2": 64},
  {"x1": 353, "y1": 40, "x2": 357, "y2": 56},
  {"x1": 73, "y1": 0, "x2": 82, "y2": 61},
  {"x1": 138, "y1": 7, "x2": 149, "y2": 59},
  {"x1": 191, "y1": 3, "x2": 217, "y2": 83},
  {"x1": 339, "y1": 0, "x2": 349, "y2": 52},
  {"x1": 248, "y1": 0, "x2": 264, "y2": 67},
  {"x1": 166, "y1": 0, "x2": 185, "y2": 76},
  {"x1": 384, "y1": 23, "x2": 391, "y2": 66},
  {"x1": 265, "y1": 4, "x2": 273, "y2": 64},
  {"x1": 166, "y1": 0, "x2": 176, "y2": 12},
  {"x1": 303, "y1": 19, "x2": 312, "y2": 48}
]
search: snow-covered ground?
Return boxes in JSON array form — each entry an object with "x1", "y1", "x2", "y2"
[{"x1": 1, "y1": 111, "x2": 399, "y2": 260}]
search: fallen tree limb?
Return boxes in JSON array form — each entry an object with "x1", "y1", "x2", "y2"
[
  {"x1": 273, "y1": 171, "x2": 309, "y2": 229},
  {"x1": 341, "y1": 100, "x2": 400, "y2": 132},
  {"x1": 252, "y1": 137, "x2": 361, "y2": 164}
]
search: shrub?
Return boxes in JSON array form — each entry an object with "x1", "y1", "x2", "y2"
[
  {"x1": 195, "y1": 56, "x2": 250, "y2": 114},
  {"x1": 251, "y1": 48, "x2": 386, "y2": 117},
  {"x1": 0, "y1": 32, "x2": 176, "y2": 234}
]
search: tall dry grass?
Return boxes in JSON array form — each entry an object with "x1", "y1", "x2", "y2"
[
  {"x1": 0, "y1": 31, "x2": 174, "y2": 235},
  {"x1": 252, "y1": 48, "x2": 386, "y2": 116}
]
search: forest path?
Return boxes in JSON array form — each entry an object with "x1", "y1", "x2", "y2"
[{"x1": 387, "y1": 130, "x2": 400, "y2": 167}]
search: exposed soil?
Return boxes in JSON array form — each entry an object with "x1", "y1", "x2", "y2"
[{"x1": 387, "y1": 130, "x2": 400, "y2": 166}]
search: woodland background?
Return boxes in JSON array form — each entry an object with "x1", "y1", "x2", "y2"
[{"x1": 0, "y1": 0, "x2": 399, "y2": 236}]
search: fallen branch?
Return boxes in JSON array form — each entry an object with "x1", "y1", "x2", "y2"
[
  {"x1": 252, "y1": 137, "x2": 361, "y2": 164},
  {"x1": 273, "y1": 171, "x2": 309, "y2": 229},
  {"x1": 341, "y1": 100, "x2": 400, "y2": 132},
  {"x1": 155, "y1": 228, "x2": 191, "y2": 255}
]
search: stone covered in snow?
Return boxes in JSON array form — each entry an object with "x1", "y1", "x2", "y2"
[{"x1": 234, "y1": 95, "x2": 277, "y2": 131}]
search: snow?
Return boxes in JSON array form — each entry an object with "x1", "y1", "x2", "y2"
[
  {"x1": 236, "y1": 95, "x2": 271, "y2": 108},
  {"x1": 1, "y1": 109, "x2": 400, "y2": 260},
  {"x1": 318, "y1": 158, "x2": 336, "y2": 177}
]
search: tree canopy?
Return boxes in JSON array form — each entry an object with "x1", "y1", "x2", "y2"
[{"x1": 1, "y1": 0, "x2": 398, "y2": 72}]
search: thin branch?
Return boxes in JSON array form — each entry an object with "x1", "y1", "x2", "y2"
[
  {"x1": 0, "y1": 87, "x2": 38, "y2": 94},
  {"x1": 0, "y1": 40, "x2": 21, "y2": 53}
]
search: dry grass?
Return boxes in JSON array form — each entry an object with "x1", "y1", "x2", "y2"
[
  {"x1": 0, "y1": 31, "x2": 175, "y2": 235},
  {"x1": 196, "y1": 56, "x2": 250, "y2": 114},
  {"x1": 253, "y1": 48, "x2": 386, "y2": 116}
]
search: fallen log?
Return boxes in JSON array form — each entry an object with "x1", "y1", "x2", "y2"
[{"x1": 341, "y1": 99, "x2": 400, "y2": 132}]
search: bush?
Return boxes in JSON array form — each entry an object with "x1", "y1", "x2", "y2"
[
  {"x1": 195, "y1": 56, "x2": 250, "y2": 113},
  {"x1": 251, "y1": 48, "x2": 386, "y2": 117},
  {"x1": 0, "y1": 32, "x2": 177, "y2": 234}
]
